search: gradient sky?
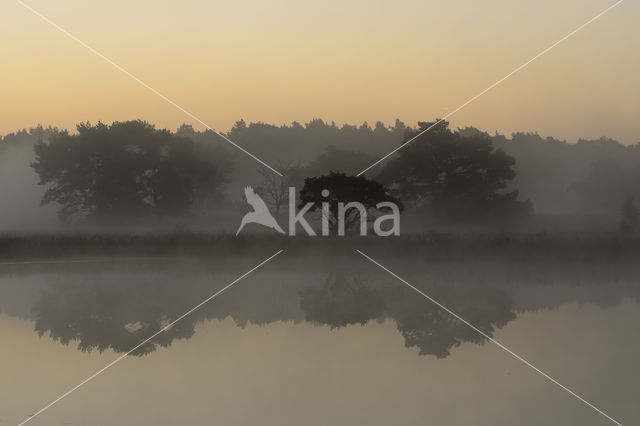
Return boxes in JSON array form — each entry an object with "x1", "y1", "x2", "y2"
[{"x1": 1, "y1": 0, "x2": 638, "y2": 143}]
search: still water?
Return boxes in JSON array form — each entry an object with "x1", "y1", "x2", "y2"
[{"x1": 0, "y1": 254, "x2": 638, "y2": 425}]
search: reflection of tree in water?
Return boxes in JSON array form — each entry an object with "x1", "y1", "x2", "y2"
[
  {"x1": 389, "y1": 285, "x2": 515, "y2": 358},
  {"x1": 300, "y1": 274, "x2": 396, "y2": 328},
  {"x1": 31, "y1": 273, "x2": 307, "y2": 356},
  {"x1": 33, "y1": 272, "x2": 516, "y2": 358},
  {"x1": 300, "y1": 274, "x2": 516, "y2": 358},
  {"x1": 34, "y1": 279, "x2": 203, "y2": 356}
]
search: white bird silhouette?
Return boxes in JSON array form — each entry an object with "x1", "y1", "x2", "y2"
[{"x1": 236, "y1": 186, "x2": 285, "y2": 235}]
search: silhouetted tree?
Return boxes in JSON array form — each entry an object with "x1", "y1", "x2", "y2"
[
  {"x1": 175, "y1": 123, "x2": 234, "y2": 209},
  {"x1": 31, "y1": 121, "x2": 224, "y2": 224},
  {"x1": 257, "y1": 160, "x2": 304, "y2": 215},
  {"x1": 302, "y1": 145, "x2": 377, "y2": 177},
  {"x1": 379, "y1": 120, "x2": 532, "y2": 225},
  {"x1": 225, "y1": 118, "x2": 405, "y2": 169},
  {"x1": 0, "y1": 125, "x2": 58, "y2": 152},
  {"x1": 298, "y1": 172, "x2": 402, "y2": 233},
  {"x1": 619, "y1": 196, "x2": 638, "y2": 234}
]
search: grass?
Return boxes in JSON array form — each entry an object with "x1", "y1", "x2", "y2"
[{"x1": 1, "y1": 231, "x2": 640, "y2": 261}]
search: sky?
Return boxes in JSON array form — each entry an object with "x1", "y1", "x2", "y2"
[{"x1": 1, "y1": 0, "x2": 638, "y2": 143}]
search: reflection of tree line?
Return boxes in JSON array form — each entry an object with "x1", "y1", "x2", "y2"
[
  {"x1": 34, "y1": 278, "x2": 201, "y2": 356},
  {"x1": 33, "y1": 273, "x2": 517, "y2": 358},
  {"x1": 301, "y1": 274, "x2": 515, "y2": 358}
]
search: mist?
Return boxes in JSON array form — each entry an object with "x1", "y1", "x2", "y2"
[
  {"x1": 2, "y1": 119, "x2": 638, "y2": 235},
  {"x1": 0, "y1": 127, "x2": 59, "y2": 232}
]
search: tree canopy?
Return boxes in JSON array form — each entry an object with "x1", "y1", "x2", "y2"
[
  {"x1": 32, "y1": 121, "x2": 226, "y2": 224},
  {"x1": 299, "y1": 172, "x2": 402, "y2": 233},
  {"x1": 379, "y1": 121, "x2": 532, "y2": 225}
]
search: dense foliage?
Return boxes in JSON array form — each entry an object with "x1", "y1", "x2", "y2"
[
  {"x1": 31, "y1": 121, "x2": 226, "y2": 224},
  {"x1": 299, "y1": 172, "x2": 402, "y2": 232},
  {"x1": 379, "y1": 121, "x2": 532, "y2": 225}
]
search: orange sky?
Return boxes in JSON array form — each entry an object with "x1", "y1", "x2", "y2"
[{"x1": 1, "y1": 0, "x2": 638, "y2": 143}]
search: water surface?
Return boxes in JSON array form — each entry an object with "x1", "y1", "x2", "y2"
[{"x1": 1, "y1": 256, "x2": 638, "y2": 425}]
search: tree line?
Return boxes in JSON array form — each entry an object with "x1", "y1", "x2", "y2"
[{"x1": 2, "y1": 119, "x2": 639, "y2": 232}]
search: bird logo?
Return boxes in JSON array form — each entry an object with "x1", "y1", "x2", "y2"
[{"x1": 236, "y1": 186, "x2": 285, "y2": 235}]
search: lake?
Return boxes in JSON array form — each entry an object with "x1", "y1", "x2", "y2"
[{"x1": 1, "y1": 253, "x2": 638, "y2": 425}]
